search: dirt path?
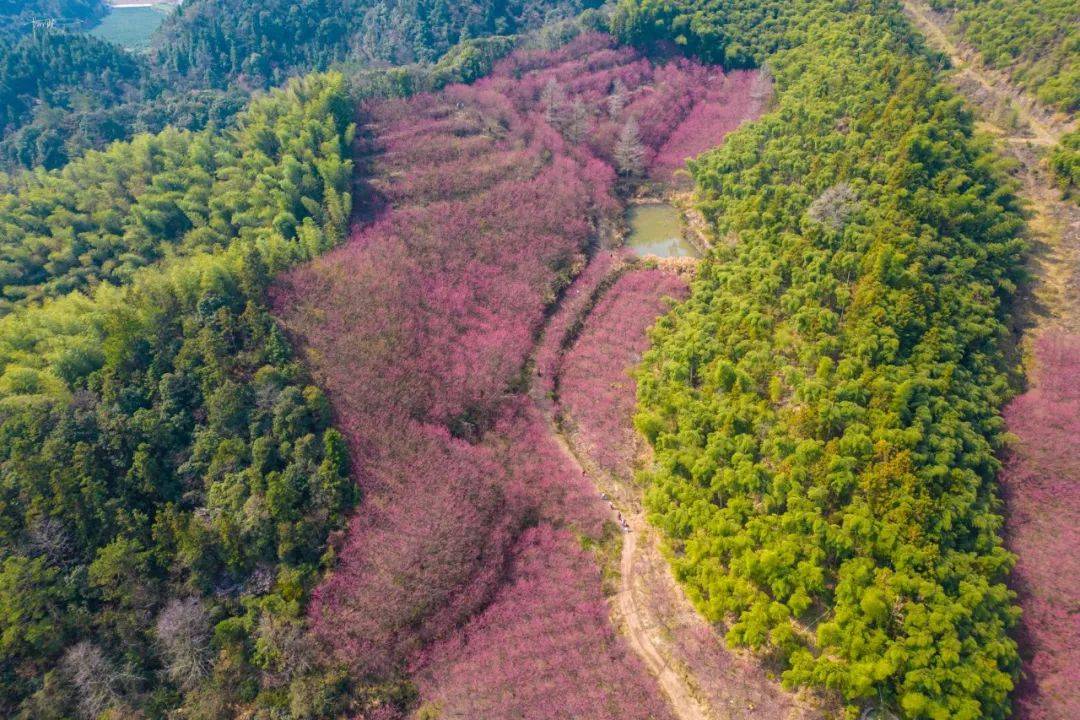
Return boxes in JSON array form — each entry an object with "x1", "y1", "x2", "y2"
[
  {"x1": 527, "y1": 258, "x2": 827, "y2": 720},
  {"x1": 546, "y1": 426, "x2": 715, "y2": 720},
  {"x1": 902, "y1": 0, "x2": 1080, "y2": 337},
  {"x1": 546, "y1": 418, "x2": 820, "y2": 720},
  {"x1": 902, "y1": 1, "x2": 1076, "y2": 148},
  {"x1": 527, "y1": 260, "x2": 716, "y2": 720},
  {"x1": 616, "y1": 523, "x2": 707, "y2": 720}
]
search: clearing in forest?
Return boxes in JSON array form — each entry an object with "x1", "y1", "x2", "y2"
[{"x1": 88, "y1": 5, "x2": 172, "y2": 49}]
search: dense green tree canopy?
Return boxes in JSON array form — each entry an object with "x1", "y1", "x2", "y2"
[
  {"x1": 153, "y1": 0, "x2": 606, "y2": 87},
  {"x1": 0, "y1": 0, "x2": 105, "y2": 40},
  {"x1": 0, "y1": 29, "x2": 152, "y2": 170},
  {"x1": 0, "y1": 73, "x2": 364, "y2": 718},
  {"x1": 0, "y1": 29, "x2": 144, "y2": 135},
  {"x1": 0, "y1": 27, "x2": 249, "y2": 171},
  {"x1": 0, "y1": 73, "x2": 350, "y2": 313},
  {"x1": 621, "y1": 1, "x2": 1026, "y2": 717},
  {"x1": 0, "y1": 0, "x2": 594, "y2": 171}
]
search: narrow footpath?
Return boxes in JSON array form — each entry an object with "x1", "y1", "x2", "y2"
[
  {"x1": 527, "y1": 255, "x2": 826, "y2": 720},
  {"x1": 901, "y1": 0, "x2": 1079, "y2": 338},
  {"x1": 903, "y1": 1, "x2": 1075, "y2": 148},
  {"x1": 547, "y1": 425, "x2": 714, "y2": 720}
]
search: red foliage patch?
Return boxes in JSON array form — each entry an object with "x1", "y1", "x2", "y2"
[
  {"x1": 651, "y1": 69, "x2": 768, "y2": 182},
  {"x1": 307, "y1": 422, "x2": 518, "y2": 676},
  {"x1": 531, "y1": 248, "x2": 633, "y2": 411},
  {"x1": 272, "y1": 34, "x2": 762, "y2": 712},
  {"x1": 415, "y1": 524, "x2": 674, "y2": 720},
  {"x1": 1001, "y1": 332, "x2": 1080, "y2": 720},
  {"x1": 308, "y1": 401, "x2": 607, "y2": 678},
  {"x1": 559, "y1": 269, "x2": 689, "y2": 477}
]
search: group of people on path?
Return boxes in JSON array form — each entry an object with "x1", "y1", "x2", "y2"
[{"x1": 600, "y1": 491, "x2": 630, "y2": 532}]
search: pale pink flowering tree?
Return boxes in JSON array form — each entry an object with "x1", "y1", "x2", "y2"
[
  {"x1": 559, "y1": 269, "x2": 689, "y2": 477},
  {"x1": 415, "y1": 525, "x2": 675, "y2": 720},
  {"x1": 1000, "y1": 332, "x2": 1080, "y2": 720},
  {"x1": 271, "y1": 36, "x2": 768, "y2": 714}
]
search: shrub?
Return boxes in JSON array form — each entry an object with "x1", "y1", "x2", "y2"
[{"x1": 1048, "y1": 130, "x2": 1080, "y2": 202}]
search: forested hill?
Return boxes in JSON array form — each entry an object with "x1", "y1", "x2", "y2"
[
  {"x1": 0, "y1": 0, "x2": 105, "y2": 40},
  {"x1": 623, "y1": 0, "x2": 1027, "y2": 717},
  {"x1": 0, "y1": 73, "x2": 362, "y2": 719},
  {"x1": 154, "y1": 0, "x2": 606, "y2": 87},
  {"x1": 0, "y1": 0, "x2": 1065, "y2": 717},
  {"x1": 0, "y1": 30, "x2": 147, "y2": 167},
  {"x1": 0, "y1": 0, "x2": 601, "y2": 171},
  {"x1": 929, "y1": 0, "x2": 1078, "y2": 114},
  {"x1": 0, "y1": 27, "x2": 247, "y2": 171}
]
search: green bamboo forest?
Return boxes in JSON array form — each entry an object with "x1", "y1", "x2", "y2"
[
  {"x1": 0, "y1": 74, "x2": 363, "y2": 717},
  {"x1": 929, "y1": 0, "x2": 1077, "y2": 113},
  {"x1": 627, "y1": 0, "x2": 1027, "y2": 716},
  {"x1": 0, "y1": 0, "x2": 1075, "y2": 718}
]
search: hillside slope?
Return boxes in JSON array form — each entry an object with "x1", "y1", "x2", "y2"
[
  {"x1": 0, "y1": 74, "x2": 363, "y2": 718},
  {"x1": 620, "y1": 0, "x2": 1028, "y2": 717},
  {"x1": 926, "y1": 0, "x2": 1078, "y2": 114},
  {"x1": 275, "y1": 35, "x2": 774, "y2": 718},
  {"x1": 0, "y1": 0, "x2": 105, "y2": 39},
  {"x1": 903, "y1": 3, "x2": 1080, "y2": 717},
  {"x1": 153, "y1": 0, "x2": 606, "y2": 87}
]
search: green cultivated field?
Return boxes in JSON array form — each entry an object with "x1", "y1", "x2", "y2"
[{"x1": 88, "y1": 5, "x2": 170, "y2": 50}]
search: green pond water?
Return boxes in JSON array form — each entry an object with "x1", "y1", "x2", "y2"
[{"x1": 626, "y1": 203, "x2": 701, "y2": 258}]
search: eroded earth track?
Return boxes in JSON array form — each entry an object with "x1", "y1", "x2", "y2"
[
  {"x1": 548, "y1": 427, "x2": 714, "y2": 720},
  {"x1": 529, "y1": 259, "x2": 828, "y2": 720},
  {"x1": 901, "y1": 0, "x2": 1079, "y2": 336},
  {"x1": 903, "y1": 1, "x2": 1076, "y2": 148}
]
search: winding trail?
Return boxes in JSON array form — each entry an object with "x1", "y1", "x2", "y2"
[
  {"x1": 527, "y1": 256, "x2": 711, "y2": 720},
  {"x1": 526, "y1": 11, "x2": 1079, "y2": 718},
  {"x1": 902, "y1": 0, "x2": 1080, "y2": 335},
  {"x1": 527, "y1": 256, "x2": 826, "y2": 720},
  {"x1": 547, "y1": 426, "x2": 714, "y2": 720},
  {"x1": 903, "y1": 1, "x2": 1076, "y2": 148}
]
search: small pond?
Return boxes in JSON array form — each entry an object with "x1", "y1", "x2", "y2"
[{"x1": 625, "y1": 203, "x2": 701, "y2": 258}]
